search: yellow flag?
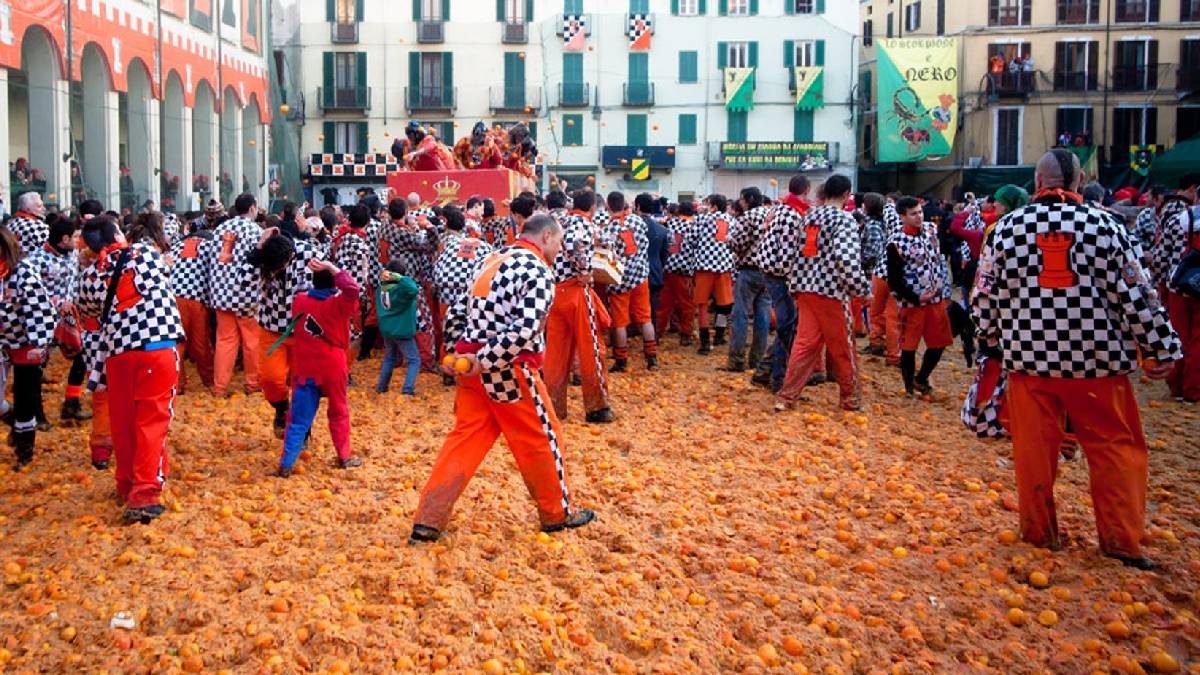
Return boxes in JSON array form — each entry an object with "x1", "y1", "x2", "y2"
[{"x1": 793, "y1": 66, "x2": 824, "y2": 110}]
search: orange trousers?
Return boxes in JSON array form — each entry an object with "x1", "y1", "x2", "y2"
[
  {"x1": 1166, "y1": 291, "x2": 1200, "y2": 401},
  {"x1": 851, "y1": 296, "x2": 868, "y2": 337},
  {"x1": 257, "y1": 326, "x2": 292, "y2": 405},
  {"x1": 655, "y1": 272, "x2": 694, "y2": 337},
  {"x1": 213, "y1": 311, "x2": 260, "y2": 396},
  {"x1": 175, "y1": 297, "x2": 214, "y2": 392},
  {"x1": 105, "y1": 348, "x2": 177, "y2": 509},
  {"x1": 89, "y1": 390, "x2": 111, "y2": 464},
  {"x1": 1007, "y1": 373, "x2": 1148, "y2": 558},
  {"x1": 867, "y1": 276, "x2": 900, "y2": 363},
  {"x1": 545, "y1": 282, "x2": 610, "y2": 419},
  {"x1": 413, "y1": 364, "x2": 572, "y2": 530},
  {"x1": 777, "y1": 293, "x2": 860, "y2": 410}
]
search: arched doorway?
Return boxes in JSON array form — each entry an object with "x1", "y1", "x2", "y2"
[
  {"x1": 192, "y1": 81, "x2": 217, "y2": 205},
  {"x1": 242, "y1": 95, "x2": 264, "y2": 204},
  {"x1": 160, "y1": 71, "x2": 188, "y2": 213},
  {"x1": 78, "y1": 43, "x2": 118, "y2": 208},
  {"x1": 14, "y1": 27, "x2": 68, "y2": 207},
  {"x1": 125, "y1": 58, "x2": 157, "y2": 211},
  {"x1": 220, "y1": 86, "x2": 242, "y2": 205}
]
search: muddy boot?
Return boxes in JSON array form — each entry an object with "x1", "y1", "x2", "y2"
[
  {"x1": 272, "y1": 400, "x2": 290, "y2": 440},
  {"x1": 720, "y1": 350, "x2": 747, "y2": 372},
  {"x1": 698, "y1": 329, "x2": 712, "y2": 355},
  {"x1": 610, "y1": 358, "x2": 628, "y2": 373}
]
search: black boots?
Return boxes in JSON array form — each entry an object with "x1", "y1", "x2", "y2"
[
  {"x1": 645, "y1": 354, "x2": 658, "y2": 370},
  {"x1": 542, "y1": 508, "x2": 596, "y2": 533},
  {"x1": 610, "y1": 358, "x2": 628, "y2": 373},
  {"x1": 60, "y1": 398, "x2": 92, "y2": 422},
  {"x1": 357, "y1": 326, "x2": 379, "y2": 361},
  {"x1": 272, "y1": 400, "x2": 290, "y2": 440},
  {"x1": 698, "y1": 329, "x2": 712, "y2": 355},
  {"x1": 713, "y1": 327, "x2": 727, "y2": 347},
  {"x1": 585, "y1": 408, "x2": 614, "y2": 424}
]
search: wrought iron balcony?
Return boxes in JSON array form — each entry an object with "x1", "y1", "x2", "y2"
[
  {"x1": 623, "y1": 82, "x2": 654, "y2": 107},
  {"x1": 558, "y1": 82, "x2": 591, "y2": 108},
  {"x1": 318, "y1": 86, "x2": 370, "y2": 112},
  {"x1": 489, "y1": 86, "x2": 542, "y2": 113},
  {"x1": 405, "y1": 85, "x2": 456, "y2": 113}
]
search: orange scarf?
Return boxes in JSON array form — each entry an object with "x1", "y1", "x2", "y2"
[
  {"x1": 95, "y1": 242, "x2": 129, "y2": 272},
  {"x1": 1034, "y1": 188, "x2": 1082, "y2": 205},
  {"x1": 0, "y1": 258, "x2": 9, "y2": 280},
  {"x1": 782, "y1": 193, "x2": 811, "y2": 216}
]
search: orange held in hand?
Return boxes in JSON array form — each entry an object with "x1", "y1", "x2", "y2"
[
  {"x1": 455, "y1": 357, "x2": 472, "y2": 374},
  {"x1": 441, "y1": 355, "x2": 456, "y2": 368}
]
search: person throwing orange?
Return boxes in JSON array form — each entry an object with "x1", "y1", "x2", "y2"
[{"x1": 410, "y1": 214, "x2": 596, "y2": 541}]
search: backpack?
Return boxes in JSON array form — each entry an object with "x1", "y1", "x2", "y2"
[{"x1": 1170, "y1": 207, "x2": 1200, "y2": 299}]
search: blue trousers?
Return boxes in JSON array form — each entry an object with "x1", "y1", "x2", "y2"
[
  {"x1": 376, "y1": 336, "x2": 420, "y2": 394},
  {"x1": 754, "y1": 275, "x2": 796, "y2": 389},
  {"x1": 729, "y1": 268, "x2": 772, "y2": 367},
  {"x1": 280, "y1": 377, "x2": 351, "y2": 469}
]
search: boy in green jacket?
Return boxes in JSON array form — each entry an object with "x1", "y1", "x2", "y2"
[{"x1": 375, "y1": 260, "x2": 421, "y2": 395}]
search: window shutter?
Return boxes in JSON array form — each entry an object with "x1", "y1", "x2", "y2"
[
  {"x1": 1021, "y1": 0, "x2": 1031, "y2": 24},
  {"x1": 749, "y1": 0, "x2": 758, "y2": 14},
  {"x1": 749, "y1": 42, "x2": 758, "y2": 68},
  {"x1": 717, "y1": 42, "x2": 728, "y2": 69},
  {"x1": 671, "y1": 0, "x2": 679, "y2": 14},
  {"x1": 357, "y1": 52, "x2": 367, "y2": 89},
  {"x1": 326, "y1": 0, "x2": 335, "y2": 21},
  {"x1": 322, "y1": 52, "x2": 334, "y2": 108},
  {"x1": 679, "y1": 51, "x2": 697, "y2": 82},
  {"x1": 442, "y1": 122, "x2": 455, "y2": 143},
  {"x1": 783, "y1": 40, "x2": 794, "y2": 67},
  {"x1": 1149, "y1": 0, "x2": 1160, "y2": 22},
  {"x1": 412, "y1": 0, "x2": 420, "y2": 20},
  {"x1": 357, "y1": 122, "x2": 369, "y2": 153},
  {"x1": 698, "y1": 0, "x2": 707, "y2": 13},
  {"x1": 679, "y1": 114, "x2": 697, "y2": 144},
  {"x1": 408, "y1": 52, "x2": 420, "y2": 107},
  {"x1": 1087, "y1": 41, "x2": 1098, "y2": 89},
  {"x1": 627, "y1": 114, "x2": 647, "y2": 145},
  {"x1": 815, "y1": 40, "x2": 825, "y2": 66},
  {"x1": 727, "y1": 111, "x2": 747, "y2": 142},
  {"x1": 794, "y1": 110, "x2": 814, "y2": 142},
  {"x1": 816, "y1": 0, "x2": 825, "y2": 13},
  {"x1": 497, "y1": 0, "x2": 505, "y2": 20},
  {"x1": 355, "y1": 0, "x2": 363, "y2": 20},
  {"x1": 718, "y1": 0, "x2": 727, "y2": 16},
  {"x1": 785, "y1": 1, "x2": 794, "y2": 15},
  {"x1": 987, "y1": 0, "x2": 997, "y2": 24},
  {"x1": 443, "y1": 52, "x2": 454, "y2": 107},
  {"x1": 1148, "y1": 40, "x2": 1158, "y2": 89},
  {"x1": 441, "y1": 0, "x2": 450, "y2": 20},
  {"x1": 526, "y1": 0, "x2": 533, "y2": 20},
  {"x1": 323, "y1": 122, "x2": 335, "y2": 152}
]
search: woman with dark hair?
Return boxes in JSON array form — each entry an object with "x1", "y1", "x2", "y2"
[
  {"x1": 126, "y1": 211, "x2": 170, "y2": 252},
  {"x1": 0, "y1": 228, "x2": 56, "y2": 470}
]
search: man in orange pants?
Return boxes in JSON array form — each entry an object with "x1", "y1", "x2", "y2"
[
  {"x1": 545, "y1": 190, "x2": 613, "y2": 423},
  {"x1": 411, "y1": 215, "x2": 595, "y2": 541},
  {"x1": 205, "y1": 193, "x2": 262, "y2": 396},
  {"x1": 656, "y1": 202, "x2": 697, "y2": 345},
  {"x1": 168, "y1": 227, "x2": 215, "y2": 394},
  {"x1": 866, "y1": 198, "x2": 902, "y2": 365},
  {"x1": 973, "y1": 149, "x2": 1181, "y2": 569}
]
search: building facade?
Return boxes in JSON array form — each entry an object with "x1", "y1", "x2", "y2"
[
  {"x1": 857, "y1": 0, "x2": 1200, "y2": 196},
  {"x1": 2, "y1": 0, "x2": 272, "y2": 212},
  {"x1": 273, "y1": 0, "x2": 858, "y2": 205}
]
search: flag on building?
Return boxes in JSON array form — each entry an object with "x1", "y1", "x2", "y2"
[
  {"x1": 793, "y1": 66, "x2": 824, "y2": 110},
  {"x1": 724, "y1": 67, "x2": 755, "y2": 111},
  {"x1": 628, "y1": 14, "x2": 652, "y2": 51},
  {"x1": 563, "y1": 14, "x2": 586, "y2": 52},
  {"x1": 876, "y1": 37, "x2": 960, "y2": 162},
  {"x1": 1130, "y1": 144, "x2": 1157, "y2": 176},
  {"x1": 630, "y1": 158, "x2": 650, "y2": 180}
]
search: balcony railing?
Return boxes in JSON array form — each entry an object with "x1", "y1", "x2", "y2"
[
  {"x1": 1112, "y1": 64, "x2": 1156, "y2": 91},
  {"x1": 489, "y1": 86, "x2": 542, "y2": 113},
  {"x1": 1179, "y1": 66, "x2": 1200, "y2": 93},
  {"x1": 558, "y1": 82, "x2": 591, "y2": 107},
  {"x1": 623, "y1": 82, "x2": 655, "y2": 106},
  {"x1": 987, "y1": 71, "x2": 1036, "y2": 96},
  {"x1": 318, "y1": 86, "x2": 370, "y2": 112},
  {"x1": 417, "y1": 19, "x2": 444, "y2": 43},
  {"x1": 330, "y1": 21, "x2": 358, "y2": 43},
  {"x1": 1054, "y1": 71, "x2": 1097, "y2": 91},
  {"x1": 405, "y1": 85, "x2": 456, "y2": 112},
  {"x1": 501, "y1": 21, "x2": 528, "y2": 44}
]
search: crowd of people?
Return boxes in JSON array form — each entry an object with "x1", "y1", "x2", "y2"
[{"x1": 1, "y1": 150, "x2": 1197, "y2": 568}]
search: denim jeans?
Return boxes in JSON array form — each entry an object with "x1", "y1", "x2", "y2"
[
  {"x1": 755, "y1": 275, "x2": 797, "y2": 389},
  {"x1": 376, "y1": 337, "x2": 420, "y2": 394},
  {"x1": 729, "y1": 268, "x2": 772, "y2": 367}
]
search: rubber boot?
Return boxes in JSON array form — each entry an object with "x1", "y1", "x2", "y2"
[
  {"x1": 12, "y1": 427, "x2": 33, "y2": 471},
  {"x1": 272, "y1": 400, "x2": 289, "y2": 440},
  {"x1": 713, "y1": 327, "x2": 727, "y2": 347},
  {"x1": 610, "y1": 358, "x2": 628, "y2": 373},
  {"x1": 697, "y1": 329, "x2": 712, "y2": 355}
]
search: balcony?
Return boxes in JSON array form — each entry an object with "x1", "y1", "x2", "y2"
[
  {"x1": 554, "y1": 13, "x2": 592, "y2": 37},
  {"x1": 489, "y1": 86, "x2": 541, "y2": 113},
  {"x1": 1179, "y1": 66, "x2": 1200, "y2": 93},
  {"x1": 501, "y1": 21, "x2": 528, "y2": 44},
  {"x1": 417, "y1": 19, "x2": 444, "y2": 43},
  {"x1": 1112, "y1": 65, "x2": 1157, "y2": 92},
  {"x1": 405, "y1": 85, "x2": 456, "y2": 113},
  {"x1": 330, "y1": 21, "x2": 358, "y2": 43},
  {"x1": 558, "y1": 82, "x2": 591, "y2": 107},
  {"x1": 1054, "y1": 71, "x2": 1097, "y2": 91},
  {"x1": 318, "y1": 86, "x2": 370, "y2": 112},
  {"x1": 987, "y1": 71, "x2": 1036, "y2": 97},
  {"x1": 623, "y1": 82, "x2": 655, "y2": 106}
]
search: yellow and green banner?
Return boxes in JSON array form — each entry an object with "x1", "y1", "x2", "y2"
[
  {"x1": 724, "y1": 67, "x2": 755, "y2": 112},
  {"x1": 793, "y1": 66, "x2": 824, "y2": 110},
  {"x1": 630, "y1": 158, "x2": 650, "y2": 180},
  {"x1": 876, "y1": 37, "x2": 960, "y2": 162}
]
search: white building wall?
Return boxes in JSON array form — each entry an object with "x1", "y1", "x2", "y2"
[{"x1": 291, "y1": 0, "x2": 858, "y2": 200}]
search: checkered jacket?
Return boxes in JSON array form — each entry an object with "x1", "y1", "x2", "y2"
[
  {"x1": 972, "y1": 199, "x2": 1182, "y2": 379},
  {"x1": 749, "y1": 204, "x2": 804, "y2": 279},
  {"x1": 600, "y1": 212, "x2": 650, "y2": 293},
  {"x1": 163, "y1": 212, "x2": 182, "y2": 248},
  {"x1": 331, "y1": 227, "x2": 372, "y2": 295},
  {"x1": 729, "y1": 206, "x2": 772, "y2": 268},
  {"x1": 861, "y1": 217, "x2": 885, "y2": 274},
  {"x1": 1132, "y1": 207, "x2": 1157, "y2": 255},
  {"x1": 961, "y1": 356, "x2": 1008, "y2": 439},
  {"x1": 788, "y1": 206, "x2": 869, "y2": 300},
  {"x1": 443, "y1": 243, "x2": 556, "y2": 403},
  {"x1": 381, "y1": 218, "x2": 437, "y2": 284},
  {"x1": 663, "y1": 215, "x2": 697, "y2": 275},
  {"x1": 204, "y1": 215, "x2": 262, "y2": 316},
  {"x1": 365, "y1": 218, "x2": 385, "y2": 282},
  {"x1": 552, "y1": 211, "x2": 595, "y2": 284},
  {"x1": 257, "y1": 238, "x2": 324, "y2": 334},
  {"x1": 886, "y1": 223, "x2": 952, "y2": 309},
  {"x1": 0, "y1": 259, "x2": 56, "y2": 350},
  {"x1": 169, "y1": 232, "x2": 213, "y2": 304},
  {"x1": 433, "y1": 231, "x2": 494, "y2": 306},
  {"x1": 25, "y1": 244, "x2": 78, "y2": 308},
  {"x1": 3, "y1": 214, "x2": 48, "y2": 255},
  {"x1": 1150, "y1": 201, "x2": 1197, "y2": 289},
  {"x1": 873, "y1": 203, "x2": 904, "y2": 279},
  {"x1": 686, "y1": 211, "x2": 737, "y2": 274},
  {"x1": 485, "y1": 216, "x2": 522, "y2": 248},
  {"x1": 77, "y1": 242, "x2": 185, "y2": 360}
]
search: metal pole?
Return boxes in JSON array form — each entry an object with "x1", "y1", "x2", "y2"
[{"x1": 1101, "y1": 0, "x2": 1111, "y2": 166}]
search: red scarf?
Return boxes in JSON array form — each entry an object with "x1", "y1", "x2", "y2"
[
  {"x1": 781, "y1": 194, "x2": 811, "y2": 216},
  {"x1": 570, "y1": 209, "x2": 592, "y2": 222},
  {"x1": 0, "y1": 258, "x2": 9, "y2": 280},
  {"x1": 95, "y1": 242, "x2": 129, "y2": 272},
  {"x1": 14, "y1": 211, "x2": 39, "y2": 221},
  {"x1": 1034, "y1": 188, "x2": 1082, "y2": 205}
]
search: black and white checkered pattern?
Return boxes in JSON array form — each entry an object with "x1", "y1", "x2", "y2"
[
  {"x1": 24, "y1": 245, "x2": 77, "y2": 307},
  {"x1": 76, "y1": 242, "x2": 184, "y2": 359},
  {"x1": 258, "y1": 238, "x2": 324, "y2": 334},
  {"x1": 873, "y1": 203, "x2": 903, "y2": 279},
  {"x1": 627, "y1": 13, "x2": 652, "y2": 45},
  {"x1": 169, "y1": 232, "x2": 213, "y2": 304},
  {"x1": 886, "y1": 223, "x2": 951, "y2": 308},
  {"x1": 961, "y1": 356, "x2": 1008, "y2": 439},
  {"x1": 1150, "y1": 201, "x2": 1197, "y2": 289},
  {"x1": 1132, "y1": 207, "x2": 1157, "y2": 257},
  {"x1": 204, "y1": 216, "x2": 262, "y2": 316},
  {"x1": 433, "y1": 232, "x2": 494, "y2": 306},
  {"x1": 860, "y1": 217, "x2": 885, "y2": 273},
  {"x1": 686, "y1": 211, "x2": 737, "y2": 274},
  {"x1": 308, "y1": 153, "x2": 401, "y2": 178},
  {"x1": 663, "y1": 215, "x2": 696, "y2": 275},
  {"x1": 3, "y1": 215, "x2": 48, "y2": 256},
  {"x1": 973, "y1": 199, "x2": 1182, "y2": 378},
  {"x1": 162, "y1": 212, "x2": 182, "y2": 248},
  {"x1": 600, "y1": 212, "x2": 650, "y2": 293},
  {"x1": 331, "y1": 227, "x2": 372, "y2": 295},
  {"x1": 381, "y1": 218, "x2": 437, "y2": 284},
  {"x1": 443, "y1": 245, "x2": 556, "y2": 402},
  {"x1": 552, "y1": 212, "x2": 595, "y2": 284},
  {"x1": 749, "y1": 204, "x2": 803, "y2": 278},
  {"x1": 729, "y1": 205, "x2": 771, "y2": 268},
  {"x1": 788, "y1": 206, "x2": 869, "y2": 299},
  {"x1": 0, "y1": 259, "x2": 56, "y2": 349},
  {"x1": 366, "y1": 218, "x2": 385, "y2": 282}
]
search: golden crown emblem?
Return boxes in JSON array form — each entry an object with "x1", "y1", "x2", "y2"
[{"x1": 433, "y1": 175, "x2": 461, "y2": 202}]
